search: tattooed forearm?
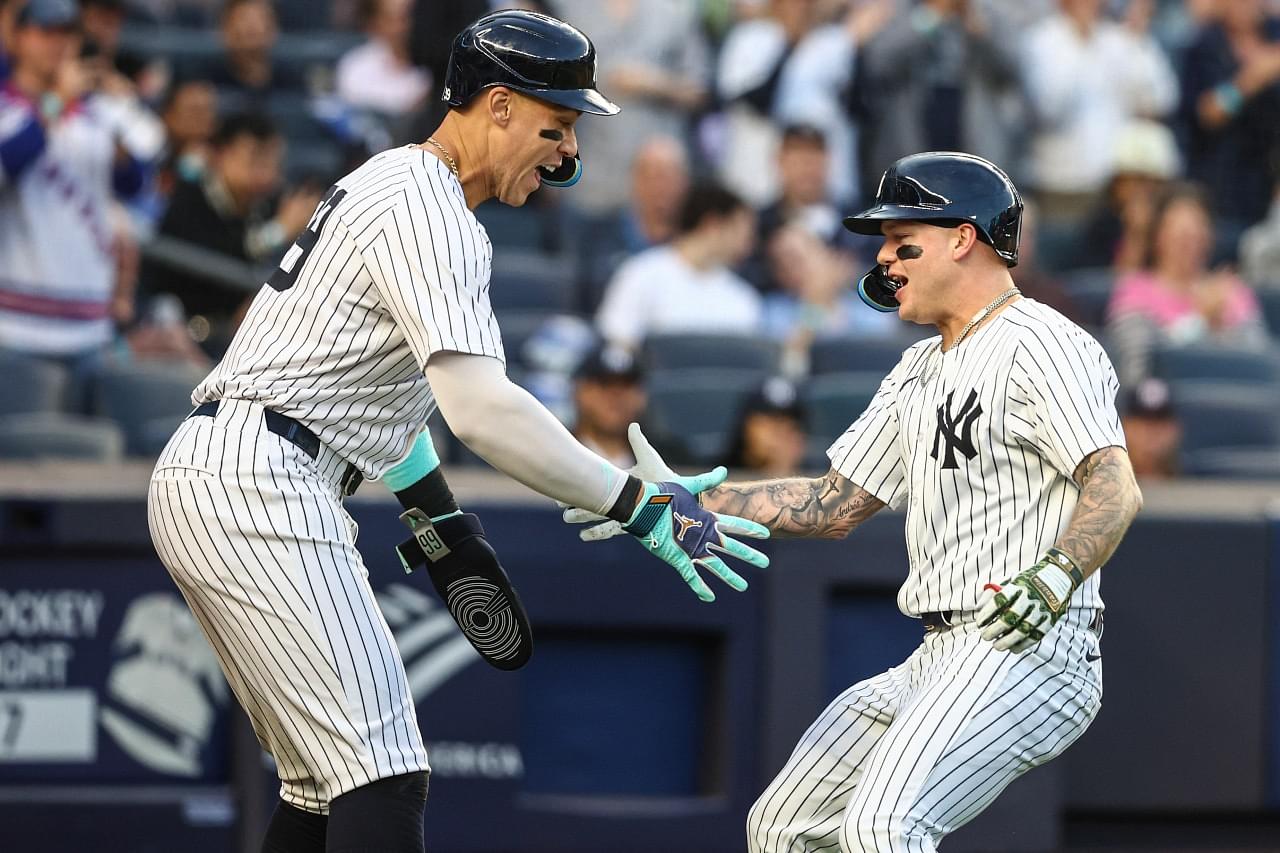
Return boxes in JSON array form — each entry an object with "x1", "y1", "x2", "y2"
[
  {"x1": 700, "y1": 469, "x2": 884, "y2": 538},
  {"x1": 1056, "y1": 446, "x2": 1144, "y2": 575}
]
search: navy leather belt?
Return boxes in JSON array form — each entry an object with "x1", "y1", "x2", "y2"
[{"x1": 189, "y1": 400, "x2": 363, "y2": 496}]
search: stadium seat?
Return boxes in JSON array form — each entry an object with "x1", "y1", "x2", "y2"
[
  {"x1": 1259, "y1": 289, "x2": 1280, "y2": 337},
  {"x1": 477, "y1": 203, "x2": 567, "y2": 255},
  {"x1": 94, "y1": 362, "x2": 206, "y2": 457},
  {"x1": 1172, "y1": 382, "x2": 1280, "y2": 462},
  {"x1": 1182, "y1": 447, "x2": 1280, "y2": 479},
  {"x1": 643, "y1": 369, "x2": 763, "y2": 466},
  {"x1": 802, "y1": 372, "x2": 884, "y2": 443},
  {"x1": 641, "y1": 333, "x2": 779, "y2": 375},
  {"x1": 808, "y1": 336, "x2": 914, "y2": 376},
  {"x1": 1152, "y1": 342, "x2": 1280, "y2": 384},
  {"x1": 0, "y1": 350, "x2": 67, "y2": 416},
  {"x1": 489, "y1": 250, "x2": 576, "y2": 312},
  {"x1": 0, "y1": 414, "x2": 124, "y2": 461},
  {"x1": 1061, "y1": 267, "x2": 1115, "y2": 327}
]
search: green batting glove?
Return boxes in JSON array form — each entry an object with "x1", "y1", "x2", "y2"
[
  {"x1": 623, "y1": 466, "x2": 770, "y2": 602},
  {"x1": 977, "y1": 548, "x2": 1084, "y2": 653}
]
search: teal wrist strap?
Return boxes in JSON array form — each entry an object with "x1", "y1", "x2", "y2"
[{"x1": 383, "y1": 430, "x2": 441, "y2": 491}]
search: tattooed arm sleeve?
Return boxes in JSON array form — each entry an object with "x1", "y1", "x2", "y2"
[
  {"x1": 1055, "y1": 446, "x2": 1144, "y2": 577},
  {"x1": 699, "y1": 468, "x2": 885, "y2": 539}
]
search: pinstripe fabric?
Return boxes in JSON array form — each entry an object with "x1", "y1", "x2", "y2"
[
  {"x1": 147, "y1": 399, "x2": 428, "y2": 813},
  {"x1": 192, "y1": 147, "x2": 503, "y2": 482},
  {"x1": 750, "y1": 299, "x2": 1118, "y2": 851}
]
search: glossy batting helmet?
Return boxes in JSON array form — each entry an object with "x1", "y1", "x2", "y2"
[
  {"x1": 843, "y1": 152, "x2": 1023, "y2": 311},
  {"x1": 443, "y1": 10, "x2": 620, "y2": 117}
]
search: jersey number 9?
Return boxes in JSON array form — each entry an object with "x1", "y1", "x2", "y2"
[{"x1": 268, "y1": 185, "x2": 348, "y2": 292}]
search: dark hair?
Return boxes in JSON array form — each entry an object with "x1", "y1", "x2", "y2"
[
  {"x1": 677, "y1": 181, "x2": 748, "y2": 235},
  {"x1": 780, "y1": 123, "x2": 827, "y2": 149},
  {"x1": 221, "y1": 0, "x2": 273, "y2": 23},
  {"x1": 356, "y1": 0, "x2": 382, "y2": 28},
  {"x1": 211, "y1": 111, "x2": 279, "y2": 148},
  {"x1": 1140, "y1": 181, "x2": 1213, "y2": 270},
  {"x1": 159, "y1": 76, "x2": 214, "y2": 113}
]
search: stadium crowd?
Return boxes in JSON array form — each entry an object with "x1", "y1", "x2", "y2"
[{"x1": 1, "y1": 0, "x2": 1279, "y2": 479}]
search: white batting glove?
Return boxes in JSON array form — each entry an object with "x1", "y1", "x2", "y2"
[{"x1": 976, "y1": 548, "x2": 1084, "y2": 653}]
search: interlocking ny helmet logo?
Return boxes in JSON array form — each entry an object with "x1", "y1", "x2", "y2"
[
  {"x1": 672, "y1": 511, "x2": 704, "y2": 542},
  {"x1": 931, "y1": 389, "x2": 982, "y2": 470}
]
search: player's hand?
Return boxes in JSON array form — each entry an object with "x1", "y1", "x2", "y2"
[
  {"x1": 622, "y1": 467, "x2": 769, "y2": 602},
  {"x1": 977, "y1": 549, "x2": 1083, "y2": 653},
  {"x1": 562, "y1": 423, "x2": 676, "y2": 541}
]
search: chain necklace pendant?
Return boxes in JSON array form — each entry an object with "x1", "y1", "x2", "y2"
[
  {"x1": 426, "y1": 137, "x2": 460, "y2": 179},
  {"x1": 952, "y1": 287, "x2": 1020, "y2": 350}
]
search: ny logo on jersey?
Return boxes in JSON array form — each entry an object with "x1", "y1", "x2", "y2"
[
  {"x1": 931, "y1": 388, "x2": 982, "y2": 470},
  {"x1": 672, "y1": 512, "x2": 704, "y2": 542}
]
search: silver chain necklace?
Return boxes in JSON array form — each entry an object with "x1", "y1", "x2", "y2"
[{"x1": 950, "y1": 287, "x2": 1020, "y2": 350}]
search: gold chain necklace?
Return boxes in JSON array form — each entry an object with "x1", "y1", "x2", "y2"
[
  {"x1": 425, "y1": 137, "x2": 459, "y2": 179},
  {"x1": 952, "y1": 287, "x2": 1020, "y2": 349}
]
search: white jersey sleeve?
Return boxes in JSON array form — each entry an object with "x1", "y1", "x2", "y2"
[
  {"x1": 353, "y1": 164, "x2": 503, "y2": 371},
  {"x1": 825, "y1": 357, "x2": 911, "y2": 510},
  {"x1": 1008, "y1": 329, "x2": 1126, "y2": 480}
]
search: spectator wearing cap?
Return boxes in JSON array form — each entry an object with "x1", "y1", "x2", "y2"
[
  {"x1": 1022, "y1": 0, "x2": 1178, "y2": 223},
  {"x1": 578, "y1": 134, "x2": 690, "y2": 313},
  {"x1": 596, "y1": 181, "x2": 762, "y2": 352},
  {"x1": 205, "y1": 0, "x2": 305, "y2": 104},
  {"x1": 571, "y1": 344, "x2": 647, "y2": 469},
  {"x1": 1070, "y1": 118, "x2": 1182, "y2": 273},
  {"x1": 1106, "y1": 182, "x2": 1268, "y2": 387},
  {"x1": 139, "y1": 112, "x2": 320, "y2": 356},
  {"x1": 722, "y1": 376, "x2": 809, "y2": 477},
  {"x1": 1179, "y1": 0, "x2": 1280, "y2": 255},
  {"x1": 336, "y1": 0, "x2": 430, "y2": 120},
  {"x1": 1121, "y1": 376, "x2": 1180, "y2": 480},
  {"x1": 0, "y1": 0, "x2": 146, "y2": 377}
]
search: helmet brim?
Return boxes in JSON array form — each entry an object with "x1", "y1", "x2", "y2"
[
  {"x1": 842, "y1": 203, "x2": 948, "y2": 235},
  {"x1": 516, "y1": 85, "x2": 620, "y2": 116}
]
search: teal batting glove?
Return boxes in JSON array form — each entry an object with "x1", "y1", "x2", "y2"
[{"x1": 623, "y1": 466, "x2": 770, "y2": 602}]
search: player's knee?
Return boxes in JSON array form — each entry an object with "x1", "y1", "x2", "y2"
[
  {"x1": 840, "y1": 801, "x2": 897, "y2": 851},
  {"x1": 326, "y1": 771, "x2": 429, "y2": 853}
]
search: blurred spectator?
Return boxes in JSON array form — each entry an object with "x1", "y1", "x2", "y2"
[
  {"x1": 1178, "y1": 0, "x2": 1280, "y2": 254},
  {"x1": 336, "y1": 0, "x2": 430, "y2": 119},
  {"x1": 207, "y1": 0, "x2": 306, "y2": 102},
  {"x1": 722, "y1": 376, "x2": 809, "y2": 476},
  {"x1": 79, "y1": 0, "x2": 164, "y2": 99},
  {"x1": 1239, "y1": 181, "x2": 1280, "y2": 287},
  {"x1": 715, "y1": 0, "x2": 892, "y2": 206},
  {"x1": 127, "y1": 77, "x2": 217, "y2": 229},
  {"x1": 596, "y1": 181, "x2": 761, "y2": 350},
  {"x1": 578, "y1": 134, "x2": 690, "y2": 313},
  {"x1": 743, "y1": 123, "x2": 853, "y2": 294},
  {"x1": 853, "y1": 0, "x2": 1026, "y2": 199},
  {"x1": 405, "y1": 0, "x2": 487, "y2": 137},
  {"x1": 763, "y1": 222, "x2": 898, "y2": 375},
  {"x1": 1106, "y1": 182, "x2": 1269, "y2": 387},
  {"x1": 2, "y1": 0, "x2": 21, "y2": 80},
  {"x1": 550, "y1": 0, "x2": 709, "y2": 214},
  {"x1": 0, "y1": 0, "x2": 145, "y2": 382},
  {"x1": 571, "y1": 343, "x2": 647, "y2": 468},
  {"x1": 1022, "y1": 0, "x2": 1178, "y2": 223},
  {"x1": 1120, "y1": 376, "x2": 1181, "y2": 480},
  {"x1": 139, "y1": 112, "x2": 320, "y2": 355},
  {"x1": 1071, "y1": 118, "x2": 1182, "y2": 273}
]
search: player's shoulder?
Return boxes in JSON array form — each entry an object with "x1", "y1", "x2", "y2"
[
  {"x1": 339, "y1": 146, "x2": 488, "y2": 247},
  {"x1": 1003, "y1": 299, "x2": 1112, "y2": 369}
]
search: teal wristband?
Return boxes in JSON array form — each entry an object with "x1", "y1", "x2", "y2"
[{"x1": 383, "y1": 430, "x2": 442, "y2": 491}]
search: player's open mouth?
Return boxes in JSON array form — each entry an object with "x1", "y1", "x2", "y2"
[{"x1": 889, "y1": 274, "x2": 908, "y2": 300}]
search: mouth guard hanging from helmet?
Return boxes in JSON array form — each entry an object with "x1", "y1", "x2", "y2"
[
  {"x1": 843, "y1": 151, "x2": 1024, "y2": 312},
  {"x1": 540, "y1": 155, "x2": 582, "y2": 188}
]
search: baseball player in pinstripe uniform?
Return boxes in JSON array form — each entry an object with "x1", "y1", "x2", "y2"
[
  {"x1": 567, "y1": 152, "x2": 1144, "y2": 851},
  {"x1": 146, "y1": 10, "x2": 768, "y2": 853}
]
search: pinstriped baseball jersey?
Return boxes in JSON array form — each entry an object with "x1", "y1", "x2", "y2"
[
  {"x1": 826, "y1": 298, "x2": 1124, "y2": 616},
  {"x1": 193, "y1": 146, "x2": 504, "y2": 480}
]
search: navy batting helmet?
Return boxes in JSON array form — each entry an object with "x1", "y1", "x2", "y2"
[
  {"x1": 844, "y1": 152, "x2": 1023, "y2": 311},
  {"x1": 443, "y1": 10, "x2": 620, "y2": 117}
]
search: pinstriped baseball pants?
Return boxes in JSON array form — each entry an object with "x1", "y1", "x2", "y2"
[
  {"x1": 146, "y1": 399, "x2": 429, "y2": 813},
  {"x1": 747, "y1": 611, "x2": 1102, "y2": 852}
]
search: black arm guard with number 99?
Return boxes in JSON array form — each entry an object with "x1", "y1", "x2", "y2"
[{"x1": 396, "y1": 511, "x2": 533, "y2": 670}]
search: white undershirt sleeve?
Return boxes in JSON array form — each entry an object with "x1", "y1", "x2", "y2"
[{"x1": 425, "y1": 351, "x2": 630, "y2": 516}]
